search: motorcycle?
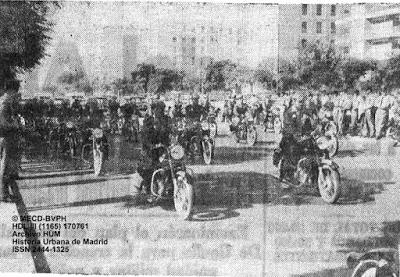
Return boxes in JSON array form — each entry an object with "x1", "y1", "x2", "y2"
[
  {"x1": 347, "y1": 248, "x2": 399, "y2": 277},
  {"x1": 82, "y1": 128, "x2": 109, "y2": 176},
  {"x1": 231, "y1": 113, "x2": 257, "y2": 146},
  {"x1": 313, "y1": 119, "x2": 339, "y2": 158},
  {"x1": 199, "y1": 118, "x2": 216, "y2": 165},
  {"x1": 273, "y1": 134, "x2": 342, "y2": 204},
  {"x1": 64, "y1": 121, "x2": 78, "y2": 157},
  {"x1": 150, "y1": 144, "x2": 194, "y2": 220},
  {"x1": 173, "y1": 118, "x2": 215, "y2": 165}
]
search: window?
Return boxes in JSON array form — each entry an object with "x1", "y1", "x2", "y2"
[
  {"x1": 182, "y1": 37, "x2": 186, "y2": 43},
  {"x1": 191, "y1": 57, "x2": 195, "y2": 65},
  {"x1": 201, "y1": 37, "x2": 205, "y2": 44},
  {"x1": 229, "y1": 28, "x2": 232, "y2": 35},
  {"x1": 302, "y1": 22, "x2": 307, "y2": 33},
  {"x1": 330, "y1": 39, "x2": 335, "y2": 45},
  {"x1": 172, "y1": 37, "x2": 176, "y2": 42},
  {"x1": 316, "y1": 4, "x2": 322, "y2": 16},
  {"x1": 191, "y1": 37, "x2": 196, "y2": 43},
  {"x1": 201, "y1": 26, "x2": 205, "y2": 33},
  {"x1": 302, "y1": 4, "x2": 307, "y2": 15},
  {"x1": 201, "y1": 46, "x2": 205, "y2": 53},
  {"x1": 344, "y1": 46, "x2": 350, "y2": 54},
  {"x1": 301, "y1": 39, "x2": 307, "y2": 48},
  {"x1": 331, "y1": 22, "x2": 336, "y2": 34},
  {"x1": 331, "y1": 5, "x2": 336, "y2": 16},
  {"x1": 316, "y1": 22, "x2": 322, "y2": 33},
  {"x1": 210, "y1": 37, "x2": 214, "y2": 43}
]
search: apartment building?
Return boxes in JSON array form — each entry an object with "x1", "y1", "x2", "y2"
[{"x1": 336, "y1": 3, "x2": 400, "y2": 61}]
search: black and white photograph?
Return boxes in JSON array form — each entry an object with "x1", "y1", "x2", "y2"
[{"x1": 0, "y1": 1, "x2": 399, "y2": 276}]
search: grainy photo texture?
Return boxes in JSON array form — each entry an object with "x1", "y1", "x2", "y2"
[{"x1": 0, "y1": 1, "x2": 399, "y2": 276}]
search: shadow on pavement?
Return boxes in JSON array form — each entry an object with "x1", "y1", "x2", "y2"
[
  {"x1": 335, "y1": 150, "x2": 366, "y2": 158},
  {"x1": 9, "y1": 180, "x2": 51, "y2": 273},
  {"x1": 27, "y1": 196, "x2": 132, "y2": 212}
]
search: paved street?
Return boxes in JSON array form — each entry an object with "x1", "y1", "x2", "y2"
[{"x1": 1, "y1": 128, "x2": 399, "y2": 276}]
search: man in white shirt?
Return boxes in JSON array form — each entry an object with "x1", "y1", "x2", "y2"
[
  {"x1": 350, "y1": 90, "x2": 362, "y2": 136},
  {"x1": 375, "y1": 89, "x2": 392, "y2": 139},
  {"x1": 363, "y1": 88, "x2": 376, "y2": 138}
]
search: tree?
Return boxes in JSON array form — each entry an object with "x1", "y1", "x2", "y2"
[
  {"x1": 382, "y1": 55, "x2": 400, "y2": 90},
  {"x1": 204, "y1": 60, "x2": 231, "y2": 91},
  {"x1": 0, "y1": 1, "x2": 59, "y2": 88},
  {"x1": 145, "y1": 68, "x2": 183, "y2": 95},
  {"x1": 255, "y1": 62, "x2": 274, "y2": 89},
  {"x1": 131, "y1": 63, "x2": 156, "y2": 94},
  {"x1": 296, "y1": 42, "x2": 342, "y2": 89},
  {"x1": 339, "y1": 58, "x2": 376, "y2": 89},
  {"x1": 58, "y1": 69, "x2": 92, "y2": 94}
]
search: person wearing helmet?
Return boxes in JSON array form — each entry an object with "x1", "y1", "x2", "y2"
[{"x1": 137, "y1": 100, "x2": 170, "y2": 194}]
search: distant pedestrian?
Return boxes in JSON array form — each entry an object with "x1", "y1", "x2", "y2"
[{"x1": 375, "y1": 89, "x2": 392, "y2": 139}]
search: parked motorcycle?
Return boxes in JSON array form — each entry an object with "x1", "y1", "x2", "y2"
[
  {"x1": 347, "y1": 248, "x2": 398, "y2": 277},
  {"x1": 231, "y1": 114, "x2": 257, "y2": 146},
  {"x1": 273, "y1": 134, "x2": 342, "y2": 204},
  {"x1": 150, "y1": 144, "x2": 194, "y2": 220},
  {"x1": 82, "y1": 128, "x2": 109, "y2": 176},
  {"x1": 65, "y1": 121, "x2": 78, "y2": 157}
]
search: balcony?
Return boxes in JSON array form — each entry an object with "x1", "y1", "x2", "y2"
[{"x1": 365, "y1": 25, "x2": 400, "y2": 43}]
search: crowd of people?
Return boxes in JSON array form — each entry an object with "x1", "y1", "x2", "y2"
[
  {"x1": 220, "y1": 87, "x2": 400, "y2": 140},
  {"x1": 1, "y1": 82, "x2": 400, "y2": 202}
]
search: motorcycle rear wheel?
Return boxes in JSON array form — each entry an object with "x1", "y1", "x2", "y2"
[
  {"x1": 328, "y1": 135, "x2": 339, "y2": 157},
  {"x1": 247, "y1": 126, "x2": 257, "y2": 146},
  {"x1": 318, "y1": 167, "x2": 341, "y2": 204},
  {"x1": 274, "y1": 118, "x2": 282, "y2": 135},
  {"x1": 174, "y1": 177, "x2": 194, "y2": 220},
  {"x1": 202, "y1": 140, "x2": 213, "y2": 165},
  {"x1": 350, "y1": 260, "x2": 397, "y2": 277},
  {"x1": 93, "y1": 149, "x2": 104, "y2": 176}
]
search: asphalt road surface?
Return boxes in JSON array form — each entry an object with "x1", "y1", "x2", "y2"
[{"x1": 2, "y1": 128, "x2": 399, "y2": 276}]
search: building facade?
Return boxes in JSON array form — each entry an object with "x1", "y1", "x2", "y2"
[
  {"x1": 20, "y1": 3, "x2": 348, "y2": 97},
  {"x1": 278, "y1": 4, "x2": 348, "y2": 63},
  {"x1": 336, "y1": 3, "x2": 400, "y2": 61}
]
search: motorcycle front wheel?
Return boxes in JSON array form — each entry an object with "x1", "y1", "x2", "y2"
[
  {"x1": 247, "y1": 126, "x2": 257, "y2": 146},
  {"x1": 93, "y1": 148, "x2": 104, "y2": 176},
  {"x1": 274, "y1": 117, "x2": 282, "y2": 135},
  {"x1": 174, "y1": 175, "x2": 194, "y2": 220},
  {"x1": 328, "y1": 135, "x2": 339, "y2": 157},
  {"x1": 202, "y1": 139, "x2": 213, "y2": 165},
  {"x1": 351, "y1": 260, "x2": 397, "y2": 277},
  {"x1": 318, "y1": 167, "x2": 341, "y2": 204}
]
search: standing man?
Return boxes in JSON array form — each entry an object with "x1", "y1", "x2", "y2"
[
  {"x1": 341, "y1": 91, "x2": 353, "y2": 136},
  {"x1": 350, "y1": 90, "x2": 362, "y2": 136},
  {"x1": 333, "y1": 91, "x2": 343, "y2": 135},
  {"x1": 0, "y1": 80, "x2": 21, "y2": 202},
  {"x1": 364, "y1": 88, "x2": 376, "y2": 138},
  {"x1": 375, "y1": 88, "x2": 392, "y2": 139}
]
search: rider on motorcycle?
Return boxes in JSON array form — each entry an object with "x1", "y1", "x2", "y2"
[
  {"x1": 137, "y1": 101, "x2": 170, "y2": 194},
  {"x1": 230, "y1": 95, "x2": 249, "y2": 133},
  {"x1": 183, "y1": 94, "x2": 206, "y2": 154},
  {"x1": 273, "y1": 97, "x2": 316, "y2": 182}
]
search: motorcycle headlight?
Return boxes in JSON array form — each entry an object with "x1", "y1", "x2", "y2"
[
  {"x1": 93, "y1": 128, "x2": 103, "y2": 138},
  {"x1": 201, "y1": 121, "x2": 209, "y2": 130},
  {"x1": 159, "y1": 153, "x2": 166, "y2": 163},
  {"x1": 170, "y1": 144, "x2": 184, "y2": 160},
  {"x1": 316, "y1": 137, "x2": 329, "y2": 150},
  {"x1": 66, "y1": 121, "x2": 74, "y2": 129}
]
